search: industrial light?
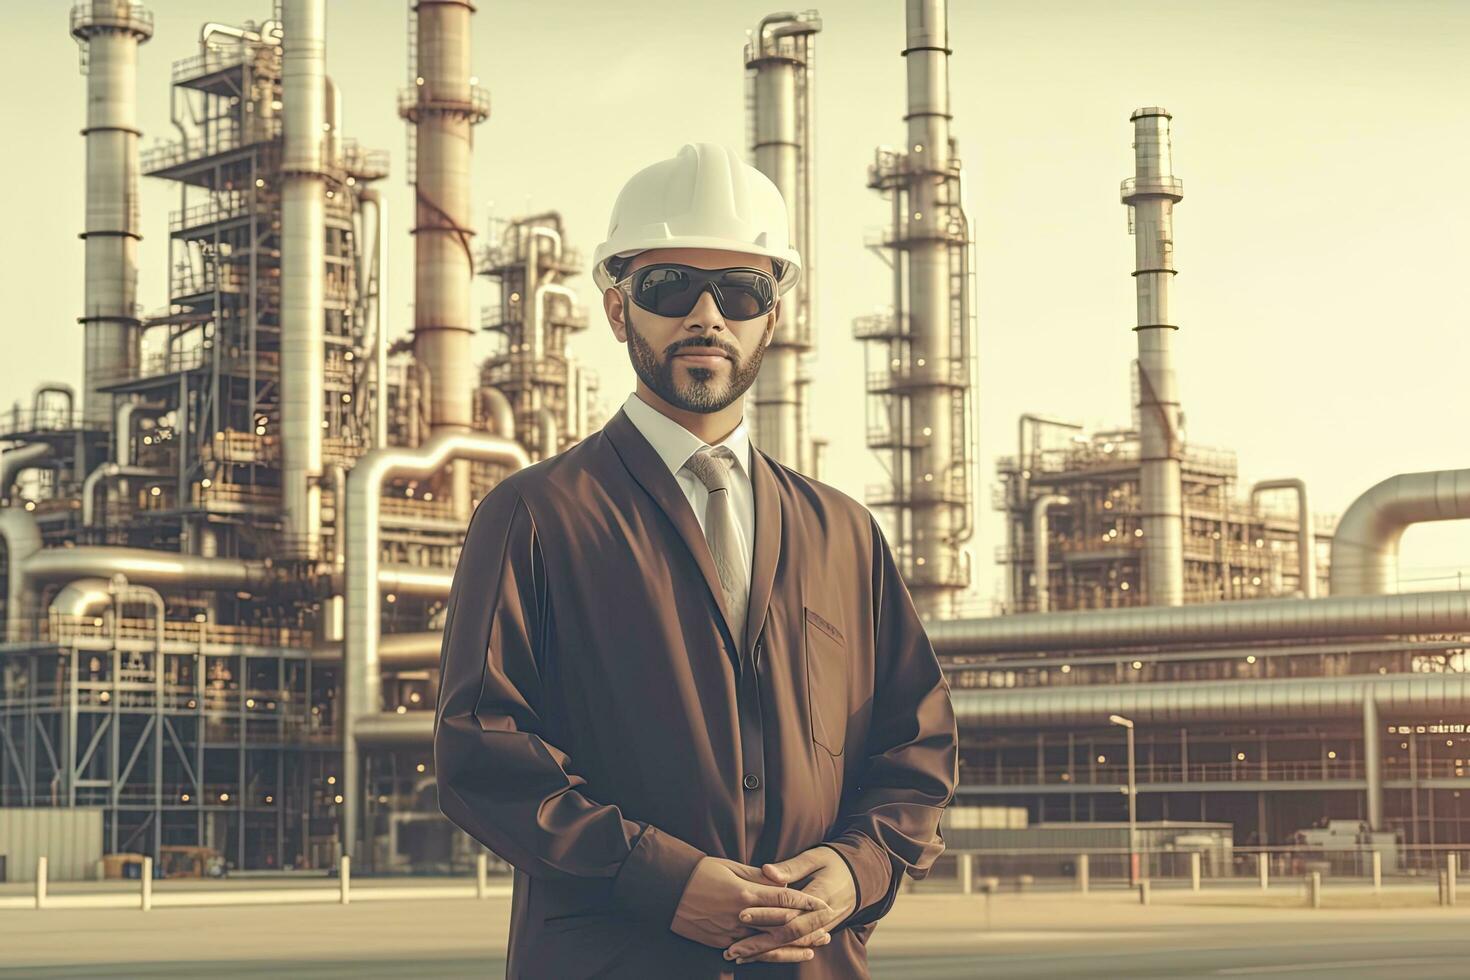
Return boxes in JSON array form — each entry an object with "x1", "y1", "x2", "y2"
[
  {"x1": 1134, "y1": 529, "x2": 1143, "y2": 537},
  {"x1": 1059, "y1": 664, "x2": 1071, "y2": 673},
  {"x1": 334, "y1": 794, "x2": 344, "y2": 804},
  {"x1": 1327, "y1": 751, "x2": 1337, "y2": 759},
  {"x1": 416, "y1": 763, "x2": 427, "y2": 773},
  {"x1": 201, "y1": 478, "x2": 212, "y2": 488},
  {"x1": 1131, "y1": 660, "x2": 1142, "y2": 669},
  {"x1": 181, "y1": 793, "x2": 190, "y2": 802},
  {"x1": 1097, "y1": 755, "x2": 1107, "y2": 764},
  {"x1": 220, "y1": 792, "x2": 230, "y2": 802},
  {"x1": 409, "y1": 692, "x2": 421, "y2": 703},
  {"x1": 1235, "y1": 753, "x2": 1246, "y2": 761},
  {"x1": 395, "y1": 705, "x2": 406, "y2": 714},
  {"x1": 1120, "y1": 582, "x2": 1131, "y2": 591},
  {"x1": 265, "y1": 795, "x2": 273, "y2": 804},
  {"x1": 246, "y1": 698, "x2": 255, "y2": 708},
  {"x1": 327, "y1": 775, "x2": 336, "y2": 785},
  {"x1": 99, "y1": 691, "x2": 111, "y2": 703},
  {"x1": 1245, "y1": 655, "x2": 1256, "y2": 664},
  {"x1": 386, "y1": 593, "x2": 397, "y2": 604}
]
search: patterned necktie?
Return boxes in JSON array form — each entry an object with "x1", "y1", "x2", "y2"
[{"x1": 682, "y1": 445, "x2": 748, "y2": 644}]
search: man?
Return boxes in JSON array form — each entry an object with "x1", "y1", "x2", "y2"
[{"x1": 434, "y1": 142, "x2": 958, "y2": 978}]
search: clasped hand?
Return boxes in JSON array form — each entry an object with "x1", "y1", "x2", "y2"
[{"x1": 670, "y1": 847, "x2": 857, "y2": 966}]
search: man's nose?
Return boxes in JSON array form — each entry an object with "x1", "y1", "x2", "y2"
[{"x1": 680, "y1": 286, "x2": 726, "y2": 331}]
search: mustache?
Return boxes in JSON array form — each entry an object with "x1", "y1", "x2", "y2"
[{"x1": 669, "y1": 340, "x2": 735, "y2": 359}]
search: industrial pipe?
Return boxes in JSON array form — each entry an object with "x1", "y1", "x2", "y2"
[
  {"x1": 81, "y1": 462, "x2": 161, "y2": 526},
  {"x1": 1329, "y1": 469, "x2": 1470, "y2": 596},
  {"x1": 477, "y1": 386, "x2": 514, "y2": 439},
  {"x1": 280, "y1": 0, "x2": 327, "y2": 560},
  {"x1": 0, "y1": 507, "x2": 45, "y2": 641},
  {"x1": 1031, "y1": 494, "x2": 1071, "y2": 613},
  {"x1": 0, "y1": 444, "x2": 54, "y2": 504},
  {"x1": 931, "y1": 589, "x2": 1470, "y2": 655},
  {"x1": 1250, "y1": 478, "x2": 1316, "y2": 598},
  {"x1": 341, "y1": 430, "x2": 531, "y2": 862}
]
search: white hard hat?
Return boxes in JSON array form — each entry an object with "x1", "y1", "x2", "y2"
[{"x1": 592, "y1": 142, "x2": 803, "y2": 295}]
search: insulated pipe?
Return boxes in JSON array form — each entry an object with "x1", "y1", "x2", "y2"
[
  {"x1": 113, "y1": 400, "x2": 163, "y2": 466},
  {"x1": 1363, "y1": 696, "x2": 1382, "y2": 830},
  {"x1": 70, "y1": 2, "x2": 152, "y2": 428},
  {"x1": 49, "y1": 578, "x2": 114, "y2": 619},
  {"x1": 928, "y1": 588, "x2": 1470, "y2": 655},
  {"x1": 341, "y1": 430, "x2": 531, "y2": 862},
  {"x1": 533, "y1": 282, "x2": 578, "y2": 370},
  {"x1": 1120, "y1": 107, "x2": 1186, "y2": 607},
  {"x1": 32, "y1": 385, "x2": 76, "y2": 428},
  {"x1": 1329, "y1": 469, "x2": 1470, "y2": 596},
  {"x1": 0, "y1": 507, "x2": 45, "y2": 641},
  {"x1": 477, "y1": 386, "x2": 515, "y2": 438},
  {"x1": 312, "y1": 631, "x2": 443, "y2": 668},
  {"x1": 1031, "y1": 494, "x2": 1071, "y2": 613},
  {"x1": 81, "y1": 462, "x2": 160, "y2": 526},
  {"x1": 1250, "y1": 478, "x2": 1315, "y2": 598},
  {"x1": 746, "y1": 12, "x2": 820, "y2": 471},
  {"x1": 951, "y1": 672, "x2": 1470, "y2": 728},
  {"x1": 280, "y1": 0, "x2": 327, "y2": 560}
]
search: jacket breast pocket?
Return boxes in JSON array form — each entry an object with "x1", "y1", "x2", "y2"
[{"x1": 804, "y1": 605, "x2": 848, "y2": 757}]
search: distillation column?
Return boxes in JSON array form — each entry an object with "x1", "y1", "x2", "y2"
[
  {"x1": 70, "y1": 1, "x2": 153, "y2": 431},
  {"x1": 1120, "y1": 108, "x2": 1185, "y2": 606},
  {"x1": 745, "y1": 12, "x2": 821, "y2": 473},
  {"x1": 854, "y1": 0, "x2": 975, "y2": 620},
  {"x1": 280, "y1": 0, "x2": 327, "y2": 560},
  {"x1": 401, "y1": 0, "x2": 488, "y2": 512}
]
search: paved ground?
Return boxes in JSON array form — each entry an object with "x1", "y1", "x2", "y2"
[{"x1": 5, "y1": 887, "x2": 1470, "y2": 978}]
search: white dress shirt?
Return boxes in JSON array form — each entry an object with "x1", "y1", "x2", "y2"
[{"x1": 620, "y1": 391, "x2": 755, "y2": 593}]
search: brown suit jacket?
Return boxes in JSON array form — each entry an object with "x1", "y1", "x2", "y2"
[{"x1": 433, "y1": 405, "x2": 958, "y2": 978}]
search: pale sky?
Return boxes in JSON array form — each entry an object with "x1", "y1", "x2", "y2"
[{"x1": 4, "y1": 0, "x2": 1468, "y2": 611}]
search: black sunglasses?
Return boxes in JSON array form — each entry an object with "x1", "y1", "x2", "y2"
[{"x1": 619, "y1": 263, "x2": 777, "y2": 320}]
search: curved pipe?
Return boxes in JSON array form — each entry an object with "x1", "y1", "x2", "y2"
[
  {"x1": 1329, "y1": 468, "x2": 1470, "y2": 596},
  {"x1": 1031, "y1": 494, "x2": 1070, "y2": 613},
  {"x1": 342, "y1": 430, "x2": 532, "y2": 860},
  {"x1": 82, "y1": 463, "x2": 161, "y2": 526},
  {"x1": 49, "y1": 577, "x2": 114, "y2": 619},
  {"x1": 928, "y1": 588, "x2": 1470, "y2": 655},
  {"x1": 32, "y1": 384, "x2": 76, "y2": 428},
  {"x1": 477, "y1": 386, "x2": 515, "y2": 439},
  {"x1": 114, "y1": 400, "x2": 165, "y2": 466},
  {"x1": 0, "y1": 444, "x2": 54, "y2": 503},
  {"x1": 0, "y1": 507, "x2": 45, "y2": 641},
  {"x1": 1250, "y1": 478, "x2": 1315, "y2": 598}
]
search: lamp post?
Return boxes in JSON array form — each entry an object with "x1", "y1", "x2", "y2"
[{"x1": 1110, "y1": 714, "x2": 1138, "y2": 885}]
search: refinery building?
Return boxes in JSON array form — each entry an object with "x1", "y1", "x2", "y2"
[{"x1": 2, "y1": 0, "x2": 1469, "y2": 877}]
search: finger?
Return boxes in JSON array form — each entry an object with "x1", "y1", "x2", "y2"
[
  {"x1": 761, "y1": 853, "x2": 821, "y2": 884},
  {"x1": 725, "y1": 863, "x2": 771, "y2": 884},
  {"x1": 744, "y1": 884, "x2": 832, "y2": 912},
  {"x1": 734, "y1": 928, "x2": 832, "y2": 964},
  {"x1": 727, "y1": 909, "x2": 836, "y2": 959},
  {"x1": 736, "y1": 906, "x2": 802, "y2": 927}
]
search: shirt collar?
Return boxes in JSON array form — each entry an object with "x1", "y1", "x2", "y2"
[{"x1": 621, "y1": 391, "x2": 751, "y2": 481}]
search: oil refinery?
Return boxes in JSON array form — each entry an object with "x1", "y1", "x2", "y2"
[{"x1": 2, "y1": 0, "x2": 1469, "y2": 886}]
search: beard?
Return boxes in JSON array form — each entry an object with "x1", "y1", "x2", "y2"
[{"x1": 624, "y1": 313, "x2": 769, "y2": 414}]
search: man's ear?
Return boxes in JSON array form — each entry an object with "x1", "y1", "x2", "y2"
[{"x1": 605, "y1": 287, "x2": 628, "y2": 340}]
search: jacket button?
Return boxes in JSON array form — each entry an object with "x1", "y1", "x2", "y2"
[{"x1": 743, "y1": 773, "x2": 760, "y2": 790}]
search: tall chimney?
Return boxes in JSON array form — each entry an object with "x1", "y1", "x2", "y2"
[
  {"x1": 853, "y1": 0, "x2": 977, "y2": 621},
  {"x1": 280, "y1": 0, "x2": 327, "y2": 560},
  {"x1": 744, "y1": 12, "x2": 821, "y2": 474},
  {"x1": 70, "y1": 1, "x2": 153, "y2": 430},
  {"x1": 1121, "y1": 107, "x2": 1185, "y2": 606},
  {"x1": 401, "y1": 0, "x2": 487, "y2": 512}
]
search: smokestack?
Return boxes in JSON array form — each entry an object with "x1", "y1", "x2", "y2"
[
  {"x1": 70, "y1": 1, "x2": 153, "y2": 430},
  {"x1": 744, "y1": 12, "x2": 821, "y2": 474},
  {"x1": 280, "y1": 0, "x2": 327, "y2": 560},
  {"x1": 401, "y1": 0, "x2": 486, "y2": 513},
  {"x1": 853, "y1": 0, "x2": 977, "y2": 621},
  {"x1": 1121, "y1": 107, "x2": 1185, "y2": 606}
]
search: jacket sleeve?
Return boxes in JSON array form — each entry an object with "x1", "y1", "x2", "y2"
[
  {"x1": 817, "y1": 511, "x2": 959, "y2": 932},
  {"x1": 433, "y1": 483, "x2": 707, "y2": 929}
]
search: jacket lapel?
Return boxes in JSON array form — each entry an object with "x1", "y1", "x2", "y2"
[
  {"x1": 743, "y1": 445, "x2": 781, "y2": 667},
  {"x1": 604, "y1": 407, "x2": 743, "y2": 678}
]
